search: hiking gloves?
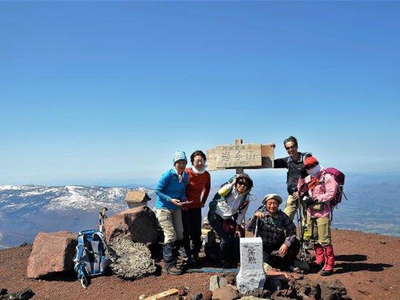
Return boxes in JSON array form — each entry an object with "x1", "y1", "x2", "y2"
[{"x1": 302, "y1": 195, "x2": 316, "y2": 206}]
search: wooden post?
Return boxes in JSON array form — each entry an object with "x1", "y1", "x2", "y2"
[{"x1": 235, "y1": 139, "x2": 244, "y2": 175}]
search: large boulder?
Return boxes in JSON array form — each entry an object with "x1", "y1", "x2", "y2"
[
  {"x1": 104, "y1": 206, "x2": 161, "y2": 244},
  {"x1": 27, "y1": 231, "x2": 77, "y2": 279}
]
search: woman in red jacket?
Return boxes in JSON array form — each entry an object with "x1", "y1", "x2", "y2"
[{"x1": 182, "y1": 150, "x2": 211, "y2": 266}]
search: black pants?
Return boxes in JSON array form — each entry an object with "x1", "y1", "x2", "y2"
[
  {"x1": 263, "y1": 238, "x2": 300, "y2": 270},
  {"x1": 208, "y1": 211, "x2": 240, "y2": 264},
  {"x1": 182, "y1": 208, "x2": 202, "y2": 258}
]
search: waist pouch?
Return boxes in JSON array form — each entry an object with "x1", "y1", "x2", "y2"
[
  {"x1": 223, "y1": 219, "x2": 236, "y2": 234},
  {"x1": 310, "y1": 203, "x2": 324, "y2": 211}
]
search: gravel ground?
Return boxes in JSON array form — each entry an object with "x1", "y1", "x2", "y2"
[{"x1": 0, "y1": 229, "x2": 399, "y2": 300}]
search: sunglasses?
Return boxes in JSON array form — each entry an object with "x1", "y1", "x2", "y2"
[
  {"x1": 285, "y1": 145, "x2": 297, "y2": 150},
  {"x1": 236, "y1": 181, "x2": 248, "y2": 187}
]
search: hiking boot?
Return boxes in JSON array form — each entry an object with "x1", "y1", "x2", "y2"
[
  {"x1": 293, "y1": 259, "x2": 310, "y2": 273},
  {"x1": 288, "y1": 265, "x2": 303, "y2": 274},
  {"x1": 164, "y1": 264, "x2": 183, "y2": 275},
  {"x1": 320, "y1": 269, "x2": 333, "y2": 276},
  {"x1": 314, "y1": 244, "x2": 325, "y2": 266},
  {"x1": 185, "y1": 256, "x2": 199, "y2": 268},
  {"x1": 320, "y1": 245, "x2": 335, "y2": 276}
]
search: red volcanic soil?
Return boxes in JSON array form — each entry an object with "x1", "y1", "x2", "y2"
[{"x1": 0, "y1": 230, "x2": 399, "y2": 300}]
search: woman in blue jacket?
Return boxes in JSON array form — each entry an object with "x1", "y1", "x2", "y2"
[{"x1": 154, "y1": 151, "x2": 189, "y2": 275}]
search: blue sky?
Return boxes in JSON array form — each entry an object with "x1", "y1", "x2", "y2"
[{"x1": 1, "y1": 1, "x2": 399, "y2": 185}]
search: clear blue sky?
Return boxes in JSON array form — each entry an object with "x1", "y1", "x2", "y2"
[{"x1": 1, "y1": 1, "x2": 399, "y2": 185}]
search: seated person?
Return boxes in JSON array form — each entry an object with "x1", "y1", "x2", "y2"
[
  {"x1": 247, "y1": 194, "x2": 302, "y2": 272},
  {"x1": 208, "y1": 173, "x2": 254, "y2": 268}
]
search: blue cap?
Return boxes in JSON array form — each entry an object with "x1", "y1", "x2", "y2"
[{"x1": 173, "y1": 151, "x2": 187, "y2": 164}]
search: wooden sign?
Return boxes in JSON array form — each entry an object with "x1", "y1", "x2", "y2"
[
  {"x1": 208, "y1": 144, "x2": 262, "y2": 170},
  {"x1": 207, "y1": 139, "x2": 275, "y2": 171}
]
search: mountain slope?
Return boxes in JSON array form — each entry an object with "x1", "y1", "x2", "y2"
[{"x1": 0, "y1": 185, "x2": 140, "y2": 247}]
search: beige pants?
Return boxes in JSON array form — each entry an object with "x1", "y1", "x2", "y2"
[
  {"x1": 307, "y1": 217, "x2": 332, "y2": 246},
  {"x1": 155, "y1": 208, "x2": 184, "y2": 244},
  {"x1": 283, "y1": 194, "x2": 307, "y2": 223}
]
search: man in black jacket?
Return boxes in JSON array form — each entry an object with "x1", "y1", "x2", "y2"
[{"x1": 274, "y1": 136, "x2": 311, "y2": 221}]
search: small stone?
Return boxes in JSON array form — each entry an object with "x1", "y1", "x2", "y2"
[
  {"x1": 210, "y1": 275, "x2": 228, "y2": 291},
  {"x1": 138, "y1": 294, "x2": 146, "y2": 300},
  {"x1": 203, "y1": 291, "x2": 213, "y2": 300},
  {"x1": 320, "y1": 279, "x2": 348, "y2": 299},
  {"x1": 125, "y1": 190, "x2": 151, "y2": 208},
  {"x1": 224, "y1": 273, "x2": 236, "y2": 285},
  {"x1": 191, "y1": 293, "x2": 203, "y2": 300},
  {"x1": 212, "y1": 286, "x2": 239, "y2": 300},
  {"x1": 178, "y1": 287, "x2": 189, "y2": 296}
]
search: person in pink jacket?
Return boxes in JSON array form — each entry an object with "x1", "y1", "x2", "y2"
[{"x1": 297, "y1": 156, "x2": 339, "y2": 276}]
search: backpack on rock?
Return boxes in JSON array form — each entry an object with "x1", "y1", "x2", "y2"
[
  {"x1": 73, "y1": 229, "x2": 111, "y2": 288},
  {"x1": 73, "y1": 207, "x2": 110, "y2": 288}
]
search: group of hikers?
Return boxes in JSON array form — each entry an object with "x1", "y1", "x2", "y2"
[{"x1": 154, "y1": 136, "x2": 340, "y2": 278}]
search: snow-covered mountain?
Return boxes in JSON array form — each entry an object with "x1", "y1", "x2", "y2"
[{"x1": 0, "y1": 185, "x2": 152, "y2": 248}]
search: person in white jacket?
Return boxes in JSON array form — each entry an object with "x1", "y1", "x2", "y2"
[{"x1": 208, "y1": 173, "x2": 254, "y2": 268}]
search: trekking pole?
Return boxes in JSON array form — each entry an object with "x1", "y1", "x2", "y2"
[
  {"x1": 254, "y1": 217, "x2": 259, "y2": 237},
  {"x1": 99, "y1": 207, "x2": 108, "y2": 233},
  {"x1": 297, "y1": 196, "x2": 308, "y2": 261},
  {"x1": 297, "y1": 196, "x2": 303, "y2": 241}
]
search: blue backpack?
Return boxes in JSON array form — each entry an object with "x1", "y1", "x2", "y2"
[{"x1": 73, "y1": 229, "x2": 110, "y2": 288}]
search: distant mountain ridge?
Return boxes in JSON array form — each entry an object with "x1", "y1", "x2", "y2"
[
  {"x1": 1, "y1": 173, "x2": 400, "y2": 248},
  {"x1": 0, "y1": 185, "x2": 146, "y2": 248},
  {"x1": 0, "y1": 185, "x2": 128, "y2": 211}
]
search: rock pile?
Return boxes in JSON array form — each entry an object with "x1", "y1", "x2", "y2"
[
  {"x1": 0, "y1": 288, "x2": 34, "y2": 300},
  {"x1": 270, "y1": 277, "x2": 351, "y2": 300},
  {"x1": 108, "y1": 236, "x2": 157, "y2": 279},
  {"x1": 188, "y1": 275, "x2": 351, "y2": 300}
]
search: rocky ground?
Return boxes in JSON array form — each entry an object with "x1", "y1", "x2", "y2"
[{"x1": 0, "y1": 229, "x2": 399, "y2": 300}]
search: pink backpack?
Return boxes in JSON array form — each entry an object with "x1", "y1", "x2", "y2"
[{"x1": 322, "y1": 168, "x2": 347, "y2": 207}]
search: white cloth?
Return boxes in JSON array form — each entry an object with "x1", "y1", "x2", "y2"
[
  {"x1": 191, "y1": 165, "x2": 207, "y2": 174},
  {"x1": 307, "y1": 164, "x2": 322, "y2": 177},
  {"x1": 215, "y1": 187, "x2": 253, "y2": 224}
]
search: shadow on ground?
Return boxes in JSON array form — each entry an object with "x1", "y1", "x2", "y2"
[
  {"x1": 334, "y1": 253, "x2": 392, "y2": 273},
  {"x1": 335, "y1": 254, "x2": 367, "y2": 262},
  {"x1": 335, "y1": 262, "x2": 393, "y2": 273}
]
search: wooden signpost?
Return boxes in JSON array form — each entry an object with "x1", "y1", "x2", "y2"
[{"x1": 207, "y1": 139, "x2": 275, "y2": 174}]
